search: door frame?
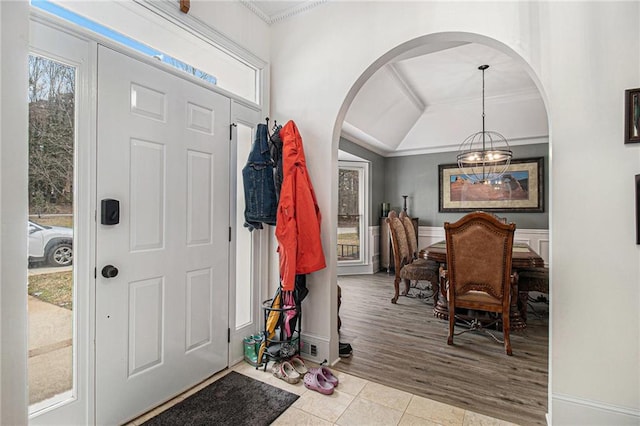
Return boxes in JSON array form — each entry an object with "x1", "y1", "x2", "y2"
[
  {"x1": 337, "y1": 160, "x2": 371, "y2": 275},
  {"x1": 25, "y1": 9, "x2": 268, "y2": 424}
]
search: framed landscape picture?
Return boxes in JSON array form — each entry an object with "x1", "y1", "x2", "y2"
[
  {"x1": 439, "y1": 157, "x2": 544, "y2": 212},
  {"x1": 625, "y1": 88, "x2": 640, "y2": 144}
]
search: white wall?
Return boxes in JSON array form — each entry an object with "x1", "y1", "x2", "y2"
[
  {"x1": 268, "y1": 1, "x2": 639, "y2": 424},
  {"x1": 540, "y1": 3, "x2": 640, "y2": 423},
  {"x1": 0, "y1": 1, "x2": 29, "y2": 424}
]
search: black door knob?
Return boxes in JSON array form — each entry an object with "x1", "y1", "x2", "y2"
[{"x1": 101, "y1": 265, "x2": 119, "y2": 278}]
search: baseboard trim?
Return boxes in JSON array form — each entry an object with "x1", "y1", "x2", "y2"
[{"x1": 552, "y1": 393, "x2": 640, "y2": 425}]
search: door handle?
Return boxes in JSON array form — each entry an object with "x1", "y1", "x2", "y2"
[{"x1": 101, "y1": 265, "x2": 119, "y2": 278}]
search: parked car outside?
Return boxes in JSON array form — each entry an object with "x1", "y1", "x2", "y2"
[{"x1": 28, "y1": 220, "x2": 73, "y2": 267}]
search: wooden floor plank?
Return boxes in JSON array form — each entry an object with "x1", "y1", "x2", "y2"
[{"x1": 335, "y1": 272, "x2": 548, "y2": 426}]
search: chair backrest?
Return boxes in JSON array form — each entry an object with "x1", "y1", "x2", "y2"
[
  {"x1": 386, "y1": 211, "x2": 410, "y2": 272},
  {"x1": 399, "y1": 211, "x2": 418, "y2": 259},
  {"x1": 444, "y1": 211, "x2": 516, "y2": 304}
]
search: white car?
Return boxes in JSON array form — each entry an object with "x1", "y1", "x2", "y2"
[{"x1": 28, "y1": 220, "x2": 73, "y2": 267}]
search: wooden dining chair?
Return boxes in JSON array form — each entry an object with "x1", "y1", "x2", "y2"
[
  {"x1": 386, "y1": 211, "x2": 411, "y2": 303},
  {"x1": 386, "y1": 211, "x2": 437, "y2": 304},
  {"x1": 442, "y1": 211, "x2": 516, "y2": 355},
  {"x1": 398, "y1": 211, "x2": 437, "y2": 300}
]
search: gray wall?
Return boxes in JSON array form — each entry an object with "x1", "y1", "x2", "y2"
[
  {"x1": 339, "y1": 138, "x2": 386, "y2": 225},
  {"x1": 385, "y1": 143, "x2": 549, "y2": 229},
  {"x1": 340, "y1": 138, "x2": 549, "y2": 230}
]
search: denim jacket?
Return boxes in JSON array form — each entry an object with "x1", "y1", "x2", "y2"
[{"x1": 243, "y1": 123, "x2": 278, "y2": 231}]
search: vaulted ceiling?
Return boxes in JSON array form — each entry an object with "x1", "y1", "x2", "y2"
[{"x1": 243, "y1": 1, "x2": 549, "y2": 158}]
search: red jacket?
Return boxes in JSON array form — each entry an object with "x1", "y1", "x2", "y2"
[{"x1": 275, "y1": 121, "x2": 326, "y2": 291}]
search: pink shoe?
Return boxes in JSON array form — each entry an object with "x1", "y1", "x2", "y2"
[
  {"x1": 303, "y1": 370, "x2": 334, "y2": 395},
  {"x1": 308, "y1": 366, "x2": 338, "y2": 387}
]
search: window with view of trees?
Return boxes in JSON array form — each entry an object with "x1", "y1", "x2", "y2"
[
  {"x1": 29, "y1": 55, "x2": 75, "y2": 215},
  {"x1": 338, "y1": 163, "x2": 367, "y2": 264}
]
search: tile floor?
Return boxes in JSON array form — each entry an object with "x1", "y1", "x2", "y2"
[{"x1": 129, "y1": 361, "x2": 519, "y2": 426}]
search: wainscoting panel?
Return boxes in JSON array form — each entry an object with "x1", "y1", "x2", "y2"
[{"x1": 362, "y1": 225, "x2": 549, "y2": 275}]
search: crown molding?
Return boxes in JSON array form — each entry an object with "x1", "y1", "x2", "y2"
[{"x1": 240, "y1": 0, "x2": 327, "y2": 25}]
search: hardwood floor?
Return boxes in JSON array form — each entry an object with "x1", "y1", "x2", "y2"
[{"x1": 334, "y1": 272, "x2": 548, "y2": 426}]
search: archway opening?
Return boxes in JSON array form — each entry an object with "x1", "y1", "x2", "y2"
[{"x1": 332, "y1": 32, "x2": 551, "y2": 426}]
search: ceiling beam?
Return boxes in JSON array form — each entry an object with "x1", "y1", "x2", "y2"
[{"x1": 387, "y1": 63, "x2": 426, "y2": 112}]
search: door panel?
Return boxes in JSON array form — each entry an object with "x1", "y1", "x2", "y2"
[{"x1": 96, "y1": 45, "x2": 230, "y2": 425}]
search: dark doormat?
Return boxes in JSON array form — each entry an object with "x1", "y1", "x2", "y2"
[{"x1": 141, "y1": 371, "x2": 299, "y2": 426}]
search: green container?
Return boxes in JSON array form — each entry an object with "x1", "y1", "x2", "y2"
[{"x1": 243, "y1": 336, "x2": 259, "y2": 367}]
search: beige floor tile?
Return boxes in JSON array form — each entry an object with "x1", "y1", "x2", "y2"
[
  {"x1": 358, "y1": 381, "x2": 413, "y2": 411},
  {"x1": 398, "y1": 412, "x2": 445, "y2": 426},
  {"x1": 292, "y1": 388, "x2": 355, "y2": 423},
  {"x1": 333, "y1": 370, "x2": 368, "y2": 396},
  {"x1": 336, "y1": 397, "x2": 404, "y2": 426},
  {"x1": 405, "y1": 395, "x2": 465, "y2": 426},
  {"x1": 233, "y1": 361, "x2": 273, "y2": 382},
  {"x1": 129, "y1": 364, "x2": 515, "y2": 426},
  {"x1": 231, "y1": 360, "x2": 259, "y2": 374},
  {"x1": 463, "y1": 410, "x2": 520, "y2": 426},
  {"x1": 263, "y1": 373, "x2": 309, "y2": 396},
  {"x1": 272, "y1": 406, "x2": 334, "y2": 425}
]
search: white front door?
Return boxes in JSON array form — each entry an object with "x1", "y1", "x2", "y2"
[{"x1": 95, "y1": 45, "x2": 230, "y2": 425}]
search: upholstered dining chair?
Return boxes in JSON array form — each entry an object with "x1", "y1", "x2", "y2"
[
  {"x1": 386, "y1": 211, "x2": 437, "y2": 304},
  {"x1": 442, "y1": 211, "x2": 516, "y2": 355},
  {"x1": 398, "y1": 211, "x2": 437, "y2": 299}
]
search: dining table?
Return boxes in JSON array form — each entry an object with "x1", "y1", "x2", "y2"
[{"x1": 419, "y1": 240, "x2": 545, "y2": 330}]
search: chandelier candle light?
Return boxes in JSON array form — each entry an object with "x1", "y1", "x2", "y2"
[{"x1": 457, "y1": 65, "x2": 512, "y2": 184}]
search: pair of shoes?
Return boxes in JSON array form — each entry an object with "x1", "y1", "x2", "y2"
[
  {"x1": 339, "y1": 342, "x2": 353, "y2": 358},
  {"x1": 272, "y1": 361, "x2": 301, "y2": 384},
  {"x1": 288, "y1": 355, "x2": 308, "y2": 374},
  {"x1": 303, "y1": 367, "x2": 339, "y2": 395}
]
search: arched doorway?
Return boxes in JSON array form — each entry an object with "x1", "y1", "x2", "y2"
[{"x1": 332, "y1": 32, "x2": 551, "y2": 425}]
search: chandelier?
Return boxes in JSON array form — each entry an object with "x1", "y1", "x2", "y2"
[{"x1": 457, "y1": 65, "x2": 512, "y2": 183}]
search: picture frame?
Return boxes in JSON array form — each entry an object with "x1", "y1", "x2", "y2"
[
  {"x1": 635, "y1": 175, "x2": 640, "y2": 244},
  {"x1": 439, "y1": 157, "x2": 544, "y2": 212},
  {"x1": 625, "y1": 88, "x2": 640, "y2": 144}
]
